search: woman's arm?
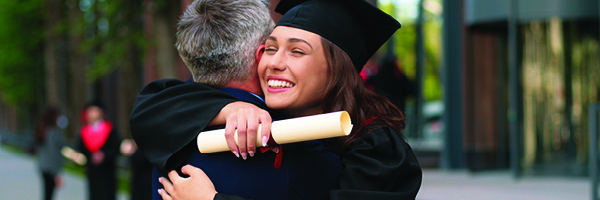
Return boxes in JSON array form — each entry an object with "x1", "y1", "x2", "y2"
[
  {"x1": 331, "y1": 127, "x2": 422, "y2": 200},
  {"x1": 130, "y1": 79, "x2": 272, "y2": 170},
  {"x1": 130, "y1": 79, "x2": 239, "y2": 171}
]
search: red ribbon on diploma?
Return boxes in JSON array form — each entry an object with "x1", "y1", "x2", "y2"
[
  {"x1": 259, "y1": 136, "x2": 283, "y2": 169},
  {"x1": 260, "y1": 145, "x2": 282, "y2": 169}
]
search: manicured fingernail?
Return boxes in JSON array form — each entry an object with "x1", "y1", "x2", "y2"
[
  {"x1": 158, "y1": 189, "x2": 162, "y2": 194},
  {"x1": 274, "y1": 147, "x2": 280, "y2": 153},
  {"x1": 158, "y1": 177, "x2": 162, "y2": 182},
  {"x1": 241, "y1": 152, "x2": 247, "y2": 160},
  {"x1": 249, "y1": 151, "x2": 255, "y2": 157},
  {"x1": 262, "y1": 136, "x2": 268, "y2": 147},
  {"x1": 233, "y1": 151, "x2": 239, "y2": 158}
]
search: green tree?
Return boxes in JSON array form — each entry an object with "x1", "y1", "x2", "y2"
[{"x1": 0, "y1": 0, "x2": 45, "y2": 106}]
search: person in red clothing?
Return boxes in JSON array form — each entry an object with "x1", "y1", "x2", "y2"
[{"x1": 76, "y1": 103, "x2": 121, "y2": 200}]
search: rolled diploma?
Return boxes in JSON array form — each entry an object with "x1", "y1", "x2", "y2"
[{"x1": 197, "y1": 111, "x2": 353, "y2": 153}]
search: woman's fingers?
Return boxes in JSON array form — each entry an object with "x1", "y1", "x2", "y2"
[
  {"x1": 159, "y1": 177, "x2": 174, "y2": 199},
  {"x1": 158, "y1": 189, "x2": 172, "y2": 200},
  {"x1": 236, "y1": 114, "x2": 248, "y2": 160},
  {"x1": 224, "y1": 119, "x2": 239, "y2": 158},
  {"x1": 222, "y1": 102, "x2": 273, "y2": 160},
  {"x1": 181, "y1": 164, "x2": 203, "y2": 176},
  {"x1": 259, "y1": 111, "x2": 272, "y2": 147},
  {"x1": 246, "y1": 112, "x2": 259, "y2": 157}
]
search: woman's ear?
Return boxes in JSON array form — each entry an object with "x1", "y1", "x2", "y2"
[{"x1": 256, "y1": 44, "x2": 265, "y2": 64}]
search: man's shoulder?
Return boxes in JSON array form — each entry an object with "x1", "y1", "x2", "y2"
[
  {"x1": 147, "y1": 79, "x2": 216, "y2": 88},
  {"x1": 138, "y1": 79, "x2": 221, "y2": 95}
]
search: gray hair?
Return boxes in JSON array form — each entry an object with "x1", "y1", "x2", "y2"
[{"x1": 176, "y1": 0, "x2": 273, "y2": 86}]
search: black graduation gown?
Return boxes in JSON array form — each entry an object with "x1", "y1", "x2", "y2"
[
  {"x1": 130, "y1": 79, "x2": 238, "y2": 172},
  {"x1": 332, "y1": 126, "x2": 422, "y2": 199},
  {"x1": 134, "y1": 80, "x2": 341, "y2": 200},
  {"x1": 129, "y1": 79, "x2": 422, "y2": 199},
  {"x1": 76, "y1": 127, "x2": 121, "y2": 200},
  {"x1": 130, "y1": 150, "x2": 153, "y2": 200}
]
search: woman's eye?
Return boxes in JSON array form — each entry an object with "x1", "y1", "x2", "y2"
[
  {"x1": 264, "y1": 48, "x2": 277, "y2": 54},
  {"x1": 291, "y1": 50, "x2": 305, "y2": 55}
]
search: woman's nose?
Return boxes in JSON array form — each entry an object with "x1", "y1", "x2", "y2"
[{"x1": 267, "y1": 51, "x2": 286, "y2": 71}]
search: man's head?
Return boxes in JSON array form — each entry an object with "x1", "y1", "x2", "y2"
[
  {"x1": 176, "y1": 0, "x2": 273, "y2": 87},
  {"x1": 86, "y1": 106, "x2": 104, "y2": 124}
]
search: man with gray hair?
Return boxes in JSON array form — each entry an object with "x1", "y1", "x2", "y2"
[
  {"x1": 130, "y1": 0, "x2": 341, "y2": 199},
  {"x1": 177, "y1": 0, "x2": 272, "y2": 89},
  {"x1": 175, "y1": 0, "x2": 275, "y2": 160}
]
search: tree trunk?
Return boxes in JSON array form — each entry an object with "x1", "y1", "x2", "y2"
[
  {"x1": 152, "y1": 1, "x2": 181, "y2": 79},
  {"x1": 67, "y1": 1, "x2": 88, "y2": 138},
  {"x1": 116, "y1": 0, "x2": 144, "y2": 138},
  {"x1": 44, "y1": 0, "x2": 60, "y2": 106},
  {"x1": 118, "y1": 45, "x2": 142, "y2": 138}
]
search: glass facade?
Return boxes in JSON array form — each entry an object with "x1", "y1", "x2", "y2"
[
  {"x1": 459, "y1": 0, "x2": 599, "y2": 176},
  {"x1": 521, "y1": 19, "x2": 599, "y2": 175}
]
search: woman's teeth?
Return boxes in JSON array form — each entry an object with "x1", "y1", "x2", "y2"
[{"x1": 268, "y1": 80, "x2": 295, "y2": 88}]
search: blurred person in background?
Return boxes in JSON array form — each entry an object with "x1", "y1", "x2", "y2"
[
  {"x1": 75, "y1": 102, "x2": 122, "y2": 200},
  {"x1": 35, "y1": 106, "x2": 67, "y2": 200},
  {"x1": 120, "y1": 138, "x2": 153, "y2": 200},
  {"x1": 366, "y1": 54, "x2": 415, "y2": 113}
]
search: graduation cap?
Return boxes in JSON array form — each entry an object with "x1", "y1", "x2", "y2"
[{"x1": 275, "y1": 0, "x2": 401, "y2": 71}]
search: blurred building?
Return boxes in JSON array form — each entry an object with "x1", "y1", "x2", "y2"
[{"x1": 402, "y1": 0, "x2": 600, "y2": 178}]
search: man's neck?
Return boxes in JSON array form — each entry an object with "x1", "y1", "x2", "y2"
[{"x1": 223, "y1": 80, "x2": 263, "y2": 97}]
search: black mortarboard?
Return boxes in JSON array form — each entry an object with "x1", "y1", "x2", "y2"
[{"x1": 275, "y1": 0, "x2": 401, "y2": 71}]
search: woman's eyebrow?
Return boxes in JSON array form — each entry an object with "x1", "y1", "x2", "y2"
[
  {"x1": 266, "y1": 36, "x2": 313, "y2": 50},
  {"x1": 288, "y1": 38, "x2": 313, "y2": 49}
]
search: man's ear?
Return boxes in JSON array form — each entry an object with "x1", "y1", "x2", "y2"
[{"x1": 255, "y1": 44, "x2": 265, "y2": 64}]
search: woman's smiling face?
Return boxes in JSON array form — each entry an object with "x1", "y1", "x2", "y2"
[{"x1": 258, "y1": 26, "x2": 329, "y2": 117}]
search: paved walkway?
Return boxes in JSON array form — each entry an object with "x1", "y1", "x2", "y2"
[
  {"x1": 417, "y1": 170, "x2": 589, "y2": 200},
  {"x1": 0, "y1": 142, "x2": 591, "y2": 200},
  {"x1": 0, "y1": 143, "x2": 128, "y2": 200}
]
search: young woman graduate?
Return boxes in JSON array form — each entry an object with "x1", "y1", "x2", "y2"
[{"x1": 151, "y1": 0, "x2": 423, "y2": 199}]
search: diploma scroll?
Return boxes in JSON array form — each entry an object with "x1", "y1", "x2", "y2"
[
  {"x1": 197, "y1": 111, "x2": 353, "y2": 153},
  {"x1": 61, "y1": 146, "x2": 87, "y2": 165}
]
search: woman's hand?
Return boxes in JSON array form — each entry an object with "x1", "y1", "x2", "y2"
[
  {"x1": 218, "y1": 102, "x2": 272, "y2": 160},
  {"x1": 158, "y1": 165, "x2": 217, "y2": 200}
]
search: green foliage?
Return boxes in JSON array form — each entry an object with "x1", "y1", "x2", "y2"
[
  {"x1": 152, "y1": 0, "x2": 171, "y2": 11},
  {"x1": 422, "y1": 13, "x2": 443, "y2": 101},
  {"x1": 79, "y1": 0, "x2": 147, "y2": 81},
  {"x1": 0, "y1": 0, "x2": 45, "y2": 105},
  {"x1": 379, "y1": 0, "x2": 443, "y2": 101}
]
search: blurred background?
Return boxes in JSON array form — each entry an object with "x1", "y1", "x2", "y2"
[{"x1": 0, "y1": 0, "x2": 598, "y2": 199}]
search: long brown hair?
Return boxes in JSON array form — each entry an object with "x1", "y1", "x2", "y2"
[
  {"x1": 34, "y1": 107, "x2": 59, "y2": 145},
  {"x1": 317, "y1": 38, "x2": 406, "y2": 152}
]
